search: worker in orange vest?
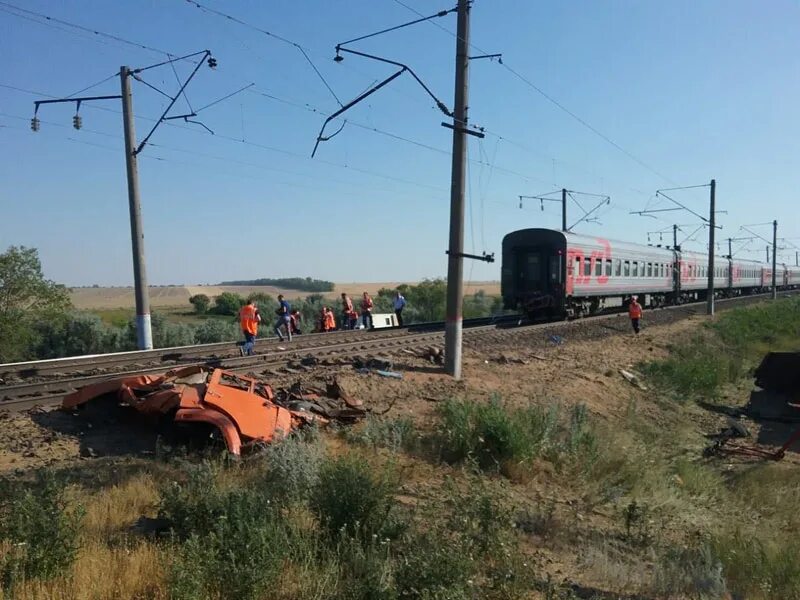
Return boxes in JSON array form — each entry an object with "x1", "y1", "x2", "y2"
[
  {"x1": 361, "y1": 291, "x2": 374, "y2": 330},
  {"x1": 325, "y1": 307, "x2": 336, "y2": 332},
  {"x1": 628, "y1": 295, "x2": 642, "y2": 335},
  {"x1": 238, "y1": 299, "x2": 261, "y2": 356}
]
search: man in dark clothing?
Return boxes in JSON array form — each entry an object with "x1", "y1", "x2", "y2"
[
  {"x1": 275, "y1": 295, "x2": 292, "y2": 341},
  {"x1": 393, "y1": 292, "x2": 406, "y2": 327}
]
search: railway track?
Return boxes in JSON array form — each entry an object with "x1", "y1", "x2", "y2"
[
  {"x1": 0, "y1": 314, "x2": 518, "y2": 381},
  {"x1": 1, "y1": 291, "x2": 795, "y2": 413}
]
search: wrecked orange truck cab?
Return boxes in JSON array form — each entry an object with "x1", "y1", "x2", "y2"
[{"x1": 63, "y1": 367, "x2": 301, "y2": 456}]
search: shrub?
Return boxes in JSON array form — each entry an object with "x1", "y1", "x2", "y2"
[
  {"x1": 32, "y1": 311, "x2": 122, "y2": 358},
  {"x1": 437, "y1": 397, "x2": 557, "y2": 471},
  {"x1": 311, "y1": 455, "x2": 399, "y2": 542},
  {"x1": 348, "y1": 416, "x2": 418, "y2": 452},
  {"x1": 0, "y1": 474, "x2": 84, "y2": 588},
  {"x1": 168, "y1": 490, "x2": 286, "y2": 600},
  {"x1": 189, "y1": 293, "x2": 211, "y2": 314},
  {"x1": 158, "y1": 462, "x2": 231, "y2": 540},
  {"x1": 260, "y1": 430, "x2": 324, "y2": 502},
  {"x1": 653, "y1": 543, "x2": 727, "y2": 599},
  {"x1": 212, "y1": 291, "x2": 246, "y2": 316},
  {"x1": 193, "y1": 318, "x2": 237, "y2": 344}
]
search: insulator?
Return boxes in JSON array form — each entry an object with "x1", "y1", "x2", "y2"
[
  {"x1": 207, "y1": 56, "x2": 217, "y2": 69},
  {"x1": 72, "y1": 115, "x2": 82, "y2": 130},
  {"x1": 31, "y1": 117, "x2": 40, "y2": 132}
]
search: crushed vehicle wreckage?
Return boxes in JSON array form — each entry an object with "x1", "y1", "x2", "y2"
[{"x1": 62, "y1": 366, "x2": 365, "y2": 455}]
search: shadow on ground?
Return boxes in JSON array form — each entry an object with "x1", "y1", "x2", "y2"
[{"x1": 31, "y1": 397, "x2": 161, "y2": 460}]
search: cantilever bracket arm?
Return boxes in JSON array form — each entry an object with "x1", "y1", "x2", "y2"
[
  {"x1": 134, "y1": 49, "x2": 211, "y2": 155},
  {"x1": 446, "y1": 250, "x2": 495, "y2": 263},
  {"x1": 311, "y1": 68, "x2": 405, "y2": 157},
  {"x1": 568, "y1": 196, "x2": 611, "y2": 231},
  {"x1": 334, "y1": 47, "x2": 453, "y2": 117}
]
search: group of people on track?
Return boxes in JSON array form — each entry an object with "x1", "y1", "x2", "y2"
[
  {"x1": 239, "y1": 290, "x2": 642, "y2": 356},
  {"x1": 237, "y1": 290, "x2": 408, "y2": 355}
]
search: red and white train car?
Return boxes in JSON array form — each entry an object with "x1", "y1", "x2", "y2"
[{"x1": 502, "y1": 228, "x2": 796, "y2": 318}]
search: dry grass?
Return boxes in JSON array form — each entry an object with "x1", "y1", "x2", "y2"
[
  {"x1": 7, "y1": 541, "x2": 168, "y2": 600},
  {"x1": 81, "y1": 473, "x2": 159, "y2": 540}
]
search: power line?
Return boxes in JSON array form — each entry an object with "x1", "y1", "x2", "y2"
[
  {"x1": 1, "y1": 112, "x2": 446, "y2": 201},
  {"x1": 183, "y1": 0, "x2": 343, "y2": 106},
  {"x1": 392, "y1": 0, "x2": 677, "y2": 185},
  {"x1": 0, "y1": 1, "x2": 173, "y2": 56}
]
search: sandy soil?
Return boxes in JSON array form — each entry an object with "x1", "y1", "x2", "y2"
[{"x1": 69, "y1": 281, "x2": 501, "y2": 309}]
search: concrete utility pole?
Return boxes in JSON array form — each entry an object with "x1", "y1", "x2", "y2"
[
  {"x1": 673, "y1": 224, "x2": 678, "y2": 250},
  {"x1": 766, "y1": 246, "x2": 770, "y2": 263},
  {"x1": 727, "y1": 238, "x2": 732, "y2": 259},
  {"x1": 120, "y1": 67, "x2": 153, "y2": 349},
  {"x1": 772, "y1": 219, "x2": 778, "y2": 299},
  {"x1": 706, "y1": 179, "x2": 716, "y2": 316},
  {"x1": 444, "y1": 0, "x2": 471, "y2": 379},
  {"x1": 561, "y1": 188, "x2": 567, "y2": 232}
]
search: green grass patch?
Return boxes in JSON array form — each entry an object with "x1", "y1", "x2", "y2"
[
  {"x1": 436, "y1": 397, "x2": 598, "y2": 478},
  {"x1": 713, "y1": 532, "x2": 800, "y2": 600},
  {"x1": 641, "y1": 297, "x2": 800, "y2": 401},
  {"x1": 90, "y1": 307, "x2": 135, "y2": 328}
]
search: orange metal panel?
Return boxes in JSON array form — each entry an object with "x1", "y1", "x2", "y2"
[{"x1": 203, "y1": 370, "x2": 293, "y2": 443}]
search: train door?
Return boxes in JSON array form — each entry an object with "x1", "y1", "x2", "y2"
[
  {"x1": 514, "y1": 247, "x2": 563, "y2": 309},
  {"x1": 515, "y1": 248, "x2": 544, "y2": 295}
]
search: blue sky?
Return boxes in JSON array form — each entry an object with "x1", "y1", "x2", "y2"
[{"x1": 1, "y1": 0, "x2": 798, "y2": 286}]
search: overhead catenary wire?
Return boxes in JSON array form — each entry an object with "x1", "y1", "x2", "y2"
[
  {"x1": 0, "y1": 1, "x2": 174, "y2": 56},
  {"x1": 391, "y1": 0, "x2": 677, "y2": 186},
  {"x1": 183, "y1": 0, "x2": 343, "y2": 107},
  {"x1": 0, "y1": 112, "x2": 446, "y2": 201},
  {"x1": 2, "y1": 2, "x2": 644, "y2": 208}
]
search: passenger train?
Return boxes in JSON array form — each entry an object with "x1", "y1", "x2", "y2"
[{"x1": 501, "y1": 228, "x2": 800, "y2": 318}]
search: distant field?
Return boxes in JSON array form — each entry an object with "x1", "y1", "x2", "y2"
[{"x1": 70, "y1": 281, "x2": 501, "y2": 310}]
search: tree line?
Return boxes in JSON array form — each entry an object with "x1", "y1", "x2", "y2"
[{"x1": 217, "y1": 277, "x2": 334, "y2": 292}]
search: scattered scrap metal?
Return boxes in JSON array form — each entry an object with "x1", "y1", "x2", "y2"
[{"x1": 62, "y1": 366, "x2": 365, "y2": 456}]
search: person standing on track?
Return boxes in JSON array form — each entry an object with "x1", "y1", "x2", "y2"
[
  {"x1": 325, "y1": 306, "x2": 336, "y2": 331},
  {"x1": 628, "y1": 295, "x2": 643, "y2": 335},
  {"x1": 361, "y1": 291, "x2": 374, "y2": 330},
  {"x1": 341, "y1": 293, "x2": 355, "y2": 330},
  {"x1": 274, "y1": 295, "x2": 292, "y2": 342},
  {"x1": 393, "y1": 291, "x2": 406, "y2": 327},
  {"x1": 290, "y1": 309, "x2": 302, "y2": 335},
  {"x1": 238, "y1": 299, "x2": 261, "y2": 356}
]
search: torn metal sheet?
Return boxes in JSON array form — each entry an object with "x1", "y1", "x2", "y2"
[{"x1": 62, "y1": 367, "x2": 363, "y2": 456}]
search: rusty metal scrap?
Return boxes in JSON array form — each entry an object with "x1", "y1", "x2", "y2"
[{"x1": 62, "y1": 367, "x2": 365, "y2": 455}]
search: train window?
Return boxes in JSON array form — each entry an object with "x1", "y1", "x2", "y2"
[
  {"x1": 647, "y1": 263, "x2": 652, "y2": 277},
  {"x1": 623, "y1": 260, "x2": 630, "y2": 276},
  {"x1": 584, "y1": 257, "x2": 591, "y2": 276},
  {"x1": 605, "y1": 259, "x2": 612, "y2": 276},
  {"x1": 615, "y1": 259, "x2": 622, "y2": 276},
  {"x1": 632, "y1": 262, "x2": 639, "y2": 277},
  {"x1": 595, "y1": 259, "x2": 602, "y2": 276}
]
